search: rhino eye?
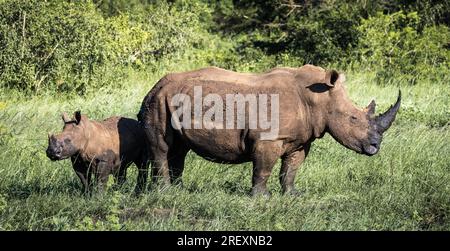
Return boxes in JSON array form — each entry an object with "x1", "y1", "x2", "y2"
[{"x1": 350, "y1": 115, "x2": 358, "y2": 123}]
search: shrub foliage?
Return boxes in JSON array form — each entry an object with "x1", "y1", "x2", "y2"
[{"x1": 0, "y1": 0, "x2": 448, "y2": 94}]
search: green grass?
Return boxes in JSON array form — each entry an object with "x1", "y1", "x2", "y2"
[{"x1": 0, "y1": 70, "x2": 449, "y2": 230}]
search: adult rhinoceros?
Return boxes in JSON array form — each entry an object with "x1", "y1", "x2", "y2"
[{"x1": 138, "y1": 64, "x2": 400, "y2": 196}]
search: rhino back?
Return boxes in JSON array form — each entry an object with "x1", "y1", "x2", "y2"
[{"x1": 139, "y1": 67, "x2": 316, "y2": 163}]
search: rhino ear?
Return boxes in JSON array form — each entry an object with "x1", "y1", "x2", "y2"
[
  {"x1": 61, "y1": 112, "x2": 70, "y2": 123},
  {"x1": 324, "y1": 70, "x2": 340, "y2": 87},
  {"x1": 74, "y1": 111, "x2": 82, "y2": 125}
]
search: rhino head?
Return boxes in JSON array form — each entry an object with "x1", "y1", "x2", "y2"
[
  {"x1": 310, "y1": 69, "x2": 401, "y2": 156},
  {"x1": 46, "y1": 111, "x2": 88, "y2": 161}
]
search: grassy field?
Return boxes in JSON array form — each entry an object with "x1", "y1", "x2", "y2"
[{"x1": 0, "y1": 69, "x2": 449, "y2": 231}]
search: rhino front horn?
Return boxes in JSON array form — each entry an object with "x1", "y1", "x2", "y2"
[{"x1": 376, "y1": 90, "x2": 401, "y2": 133}]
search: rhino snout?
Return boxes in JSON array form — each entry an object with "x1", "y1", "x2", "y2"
[
  {"x1": 362, "y1": 132, "x2": 382, "y2": 156},
  {"x1": 46, "y1": 145, "x2": 63, "y2": 161},
  {"x1": 46, "y1": 136, "x2": 66, "y2": 161},
  {"x1": 363, "y1": 143, "x2": 379, "y2": 156}
]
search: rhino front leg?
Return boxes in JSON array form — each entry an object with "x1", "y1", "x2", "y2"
[
  {"x1": 71, "y1": 157, "x2": 91, "y2": 194},
  {"x1": 74, "y1": 169, "x2": 89, "y2": 193},
  {"x1": 279, "y1": 144, "x2": 310, "y2": 195},
  {"x1": 94, "y1": 161, "x2": 112, "y2": 193},
  {"x1": 251, "y1": 141, "x2": 283, "y2": 197}
]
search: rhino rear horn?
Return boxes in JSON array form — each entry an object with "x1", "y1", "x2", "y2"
[
  {"x1": 376, "y1": 90, "x2": 401, "y2": 133},
  {"x1": 366, "y1": 100, "x2": 376, "y2": 117}
]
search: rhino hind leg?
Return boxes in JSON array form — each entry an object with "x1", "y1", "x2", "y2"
[
  {"x1": 279, "y1": 144, "x2": 310, "y2": 196},
  {"x1": 145, "y1": 125, "x2": 172, "y2": 187},
  {"x1": 149, "y1": 138, "x2": 171, "y2": 187},
  {"x1": 150, "y1": 155, "x2": 171, "y2": 187},
  {"x1": 250, "y1": 141, "x2": 283, "y2": 197},
  {"x1": 168, "y1": 143, "x2": 189, "y2": 185}
]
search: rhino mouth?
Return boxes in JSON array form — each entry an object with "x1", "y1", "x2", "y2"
[
  {"x1": 46, "y1": 148, "x2": 69, "y2": 161},
  {"x1": 362, "y1": 143, "x2": 379, "y2": 156}
]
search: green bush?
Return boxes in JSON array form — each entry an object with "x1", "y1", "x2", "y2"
[
  {"x1": 209, "y1": 0, "x2": 450, "y2": 74},
  {"x1": 0, "y1": 0, "x2": 144, "y2": 93},
  {"x1": 142, "y1": 1, "x2": 212, "y2": 64},
  {"x1": 0, "y1": 0, "x2": 449, "y2": 94},
  {"x1": 209, "y1": 0, "x2": 360, "y2": 67},
  {"x1": 357, "y1": 11, "x2": 450, "y2": 85},
  {"x1": 0, "y1": 0, "x2": 214, "y2": 94}
]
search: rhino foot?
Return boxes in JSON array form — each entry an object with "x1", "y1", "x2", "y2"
[
  {"x1": 250, "y1": 188, "x2": 272, "y2": 198},
  {"x1": 283, "y1": 188, "x2": 302, "y2": 197}
]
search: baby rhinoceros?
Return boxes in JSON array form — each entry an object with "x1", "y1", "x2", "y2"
[{"x1": 46, "y1": 111, "x2": 149, "y2": 194}]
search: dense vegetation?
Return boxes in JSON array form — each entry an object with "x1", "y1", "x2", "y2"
[
  {"x1": 0, "y1": 0, "x2": 449, "y2": 230},
  {"x1": 1, "y1": 0, "x2": 448, "y2": 93}
]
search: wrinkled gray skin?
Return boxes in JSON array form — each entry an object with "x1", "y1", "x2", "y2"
[{"x1": 138, "y1": 65, "x2": 401, "y2": 196}]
